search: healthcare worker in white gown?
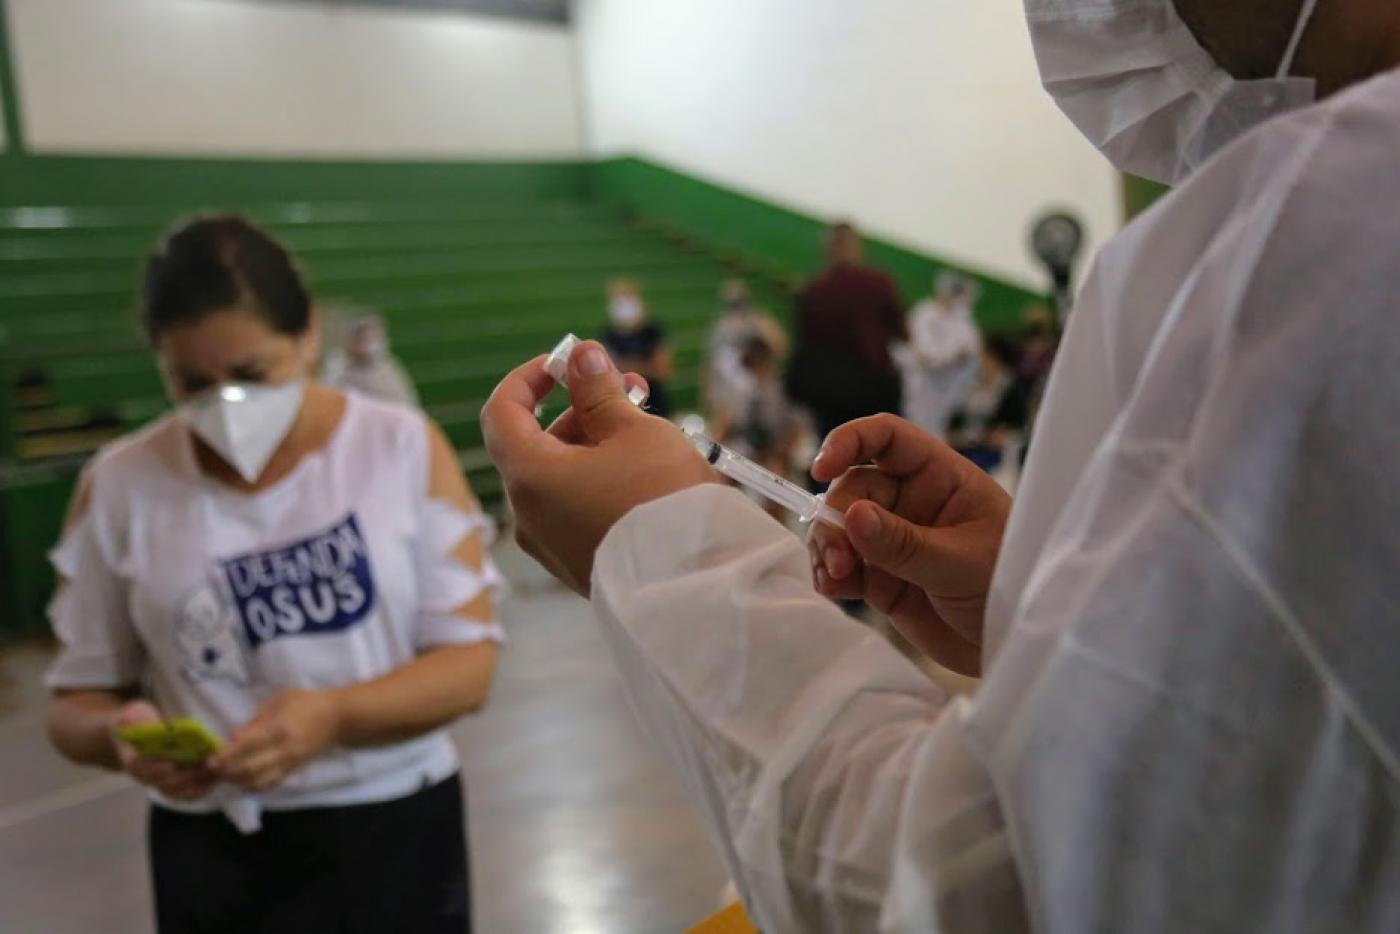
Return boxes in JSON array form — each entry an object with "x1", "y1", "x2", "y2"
[
  {"x1": 896, "y1": 274, "x2": 982, "y2": 438},
  {"x1": 483, "y1": 0, "x2": 1400, "y2": 930}
]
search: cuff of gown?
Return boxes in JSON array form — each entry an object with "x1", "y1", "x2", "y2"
[{"x1": 593, "y1": 482, "x2": 796, "y2": 606}]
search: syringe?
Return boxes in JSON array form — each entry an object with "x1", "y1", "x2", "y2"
[
  {"x1": 684, "y1": 429, "x2": 846, "y2": 530},
  {"x1": 543, "y1": 334, "x2": 845, "y2": 530}
]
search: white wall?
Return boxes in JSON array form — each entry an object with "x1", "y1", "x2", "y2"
[
  {"x1": 576, "y1": 0, "x2": 1119, "y2": 288},
  {"x1": 8, "y1": 0, "x2": 584, "y2": 158}
]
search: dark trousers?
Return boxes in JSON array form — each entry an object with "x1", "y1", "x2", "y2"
[{"x1": 148, "y1": 774, "x2": 470, "y2": 934}]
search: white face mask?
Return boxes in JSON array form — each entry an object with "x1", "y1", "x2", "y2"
[
  {"x1": 179, "y1": 380, "x2": 306, "y2": 484},
  {"x1": 609, "y1": 296, "x2": 644, "y2": 328},
  {"x1": 1026, "y1": 0, "x2": 1320, "y2": 184}
]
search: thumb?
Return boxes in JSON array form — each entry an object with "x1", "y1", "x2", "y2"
[
  {"x1": 567, "y1": 341, "x2": 643, "y2": 440},
  {"x1": 844, "y1": 500, "x2": 952, "y2": 588},
  {"x1": 116, "y1": 701, "x2": 161, "y2": 727}
]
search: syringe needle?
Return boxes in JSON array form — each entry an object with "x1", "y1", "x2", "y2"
[{"x1": 685, "y1": 430, "x2": 846, "y2": 530}]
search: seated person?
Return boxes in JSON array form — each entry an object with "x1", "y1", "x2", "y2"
[
  {"x1": 948, "y1": 336, "x2": 1028, "y2": 474},
  {"x1": 710, "y1": 335, "x2": 803, "y2": 521},
  {"x1": 705, "y1": 278, "x2": 788, "y2": 419},
  {"x1": 322, "y1": 313, "x2": 419, "y2": 408},
  {"x1": 600, "y1": 278, "x2": 673, "y2": 418}
]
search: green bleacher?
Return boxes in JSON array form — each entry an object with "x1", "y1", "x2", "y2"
[
  {"x1": 0, "y1": 185, "x2": 789, "y2": 637},
  {"x1": 0, "y1": 154, "x2": 1048, "y2": 640}
]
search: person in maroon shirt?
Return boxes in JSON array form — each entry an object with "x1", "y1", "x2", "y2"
[{"x1": 787, "y1": 222, "x2": 908, "y2": 441}]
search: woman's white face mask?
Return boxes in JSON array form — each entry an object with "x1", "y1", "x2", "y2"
[
  {"x1": 178, "y1": 380, "x2": 307, "y2": 483},
  {"x1": 610, "y1": 296, "x2": 644, "y2": 328},
  {"x1": 1025, "y1": 0, "x2": 1321, "y2": 184}
]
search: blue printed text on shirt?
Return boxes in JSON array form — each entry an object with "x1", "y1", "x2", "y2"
[{"x1": 219, "y1": 514, "x2": 376, "y2": 648}]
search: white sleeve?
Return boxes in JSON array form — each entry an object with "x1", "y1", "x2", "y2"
[
  {"x1": 44, "y1": 511, "x2": 143, "y2": 690},
  {"x1": 591, "y1": 485, "x2": 1027, "y2": 933},
  {"x1": 412, "y1": 499, "x2": 506, "y2": 649},
  {"x1": 908, "y1": 304, "x2": 937, "y2": 356}
]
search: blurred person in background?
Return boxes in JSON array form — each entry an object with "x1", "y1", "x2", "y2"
[
  {"x1": 1015, "y1": 306, "x2": 1058, "y2": 427},
  {"x1": 895, "y1": 272, "x2": 983, "y2": 437},
  {"x1": 786, "y1": 222, "x2": 906, "y2": 448},
  {"x1": 45, "y1": 216, "x2": 502, "y2": 934},
  {"x1": 322, "y1": 313, "x2": 420, "y2": 409},
  {"x1": 709, "y1": 334, "x2": 803, "y2": 522},
  {"x1": 704, "y1": 278, "x2": 788, "y2": 422},
  {"x1": 601, "y1": 277, "x2": 673, "y2": 418},
  {"x1": 947, "y1": 336, "x2": 1027, "y2": 476}
]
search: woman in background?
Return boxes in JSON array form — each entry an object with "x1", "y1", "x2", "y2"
[
  {"x1": 601, "y1": 277, "x2": 674, "y2": 418},
  {"x1": 45, "y1": 216, "x2": 502, "y2": 934},
  {"x1": 710, "y1": 334, "x2": 803, "y2": 522},
  {"x1": 704, "y1": 278, "x2": 788, "y2": 420}
]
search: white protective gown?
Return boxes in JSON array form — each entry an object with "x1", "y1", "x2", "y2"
[
  {"x1": 897, "y1": 300, "x2": 983, "y2": 437},
  {"x1": 590, "y1": 69, "x2": 1400, "y2": 932}
]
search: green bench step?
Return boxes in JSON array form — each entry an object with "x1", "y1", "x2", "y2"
[{"x1": 0, "y1": 199, "x2": 619, "y2": 232}]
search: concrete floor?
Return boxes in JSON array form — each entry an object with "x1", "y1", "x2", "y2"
[{"x1": 0, "y1": 546, "x2": 731, "y2": 934}]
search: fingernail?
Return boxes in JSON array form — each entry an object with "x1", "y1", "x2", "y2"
[
  {"x1": 815, "y1": 568, "x2": 829, "y2": 591},
  {"x1": 850, "y1": 508, "x2": 880, "y2": 540},
  {"x1": 579, "y1": 348, "x2": 610, "y2": 377},
  {"x1": 824, "y1": 547, "x2": 841, "y2": 574}
]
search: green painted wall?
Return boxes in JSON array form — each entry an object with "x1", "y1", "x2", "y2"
[
  {"x1": 589, "y1": 157, "x2": 1049, "y2": 334},
  {"x1": 0, "y1": 154, "x2": 592, "y2": 205}
]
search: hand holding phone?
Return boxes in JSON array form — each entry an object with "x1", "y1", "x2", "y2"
[
  {"x1": 111, "y1": 703, "x2": 221, "y2": 801},
  {"x1": 118, "y1": 718, "x2": 223, "y2": 766}
]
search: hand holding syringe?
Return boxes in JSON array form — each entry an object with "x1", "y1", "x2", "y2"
[
  {"x1": 545, "y1": 334, "x2": 845, "y2": 531},
  {"x1": 683, "y1": 430, "x2": 846, "y2": 529}
]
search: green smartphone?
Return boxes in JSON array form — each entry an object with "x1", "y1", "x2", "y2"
[{"x1": 117, "y1": 718, "x2": 222, "y2": 765}]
